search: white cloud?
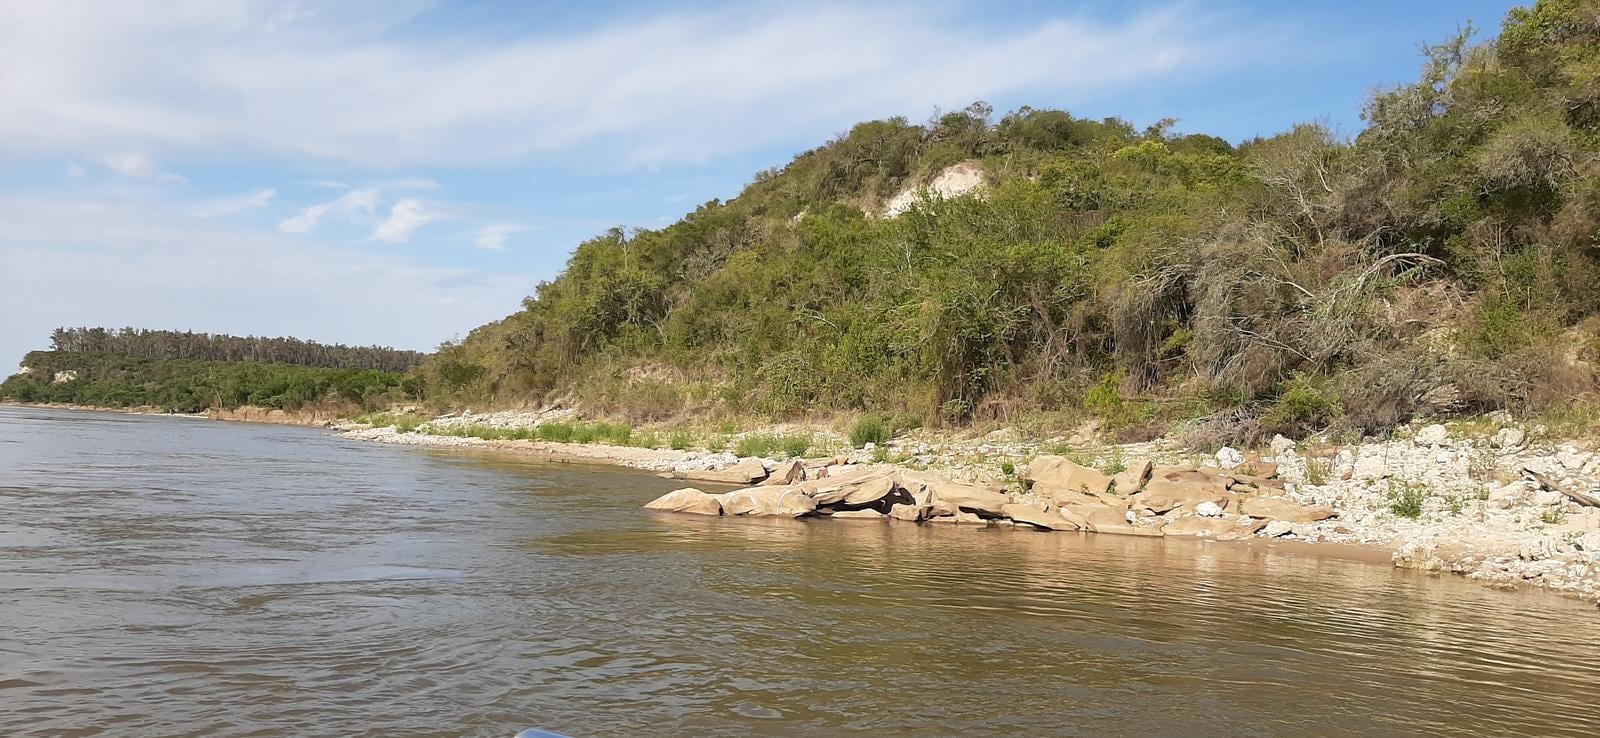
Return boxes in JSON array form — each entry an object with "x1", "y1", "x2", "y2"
[
  {"x1": 473, "y1": 223, "x2": 526, "y2": 251},
  {"x1": 99, "y1": 151, "x2": 185, "y2": 182},
  {"x1": 65, "y1": 162, "x2": 86, "y2": 177},
  {"x1": 278, "y1": 187, "x2": 378, "y2": 233},
  {"x1": 0, "y1": 1, "x2": 1261, "y2": 169},
  {"x1": 195, "y1": 187, "x2": 275, "y2": 218},
  {"x1": 0, "y1": 193, "x2": 529, "y2": 371},
  {"x1": 371, "y1": 198, "x2": 445, "y2": 243},
  {"x1": 299, "y1": 179, "x2": 349, "y2": 189}
]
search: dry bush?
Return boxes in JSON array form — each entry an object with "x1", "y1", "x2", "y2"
[
  {"x1": 1333, "y1": 350, "x2": 1443, "y2": 432},
  {"x1": 1474, "y1": 116, "x2": 1579, "y2": 192},
  {"x1": 1179, "y1": 406, "x2": 1265, "y2": 452}
]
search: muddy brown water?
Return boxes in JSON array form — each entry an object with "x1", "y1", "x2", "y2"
[{"x1": 2, "y1": 405, "x2": 1598, "y2": 738}]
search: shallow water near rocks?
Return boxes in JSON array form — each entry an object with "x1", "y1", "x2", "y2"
[{"x1": 2, "y1": 405, "x2": 1597, "y2": 738}]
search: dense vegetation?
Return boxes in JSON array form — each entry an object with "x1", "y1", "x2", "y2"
[
  {"x1": 45, "y1": 327, "x2": 425, "y2": 372},
  {"x1": 416, "y1": 1, "x2": 1600, "y2": 444},
  {"x1": 1, "y1": 350, "x2": 414, "y2": 413}
]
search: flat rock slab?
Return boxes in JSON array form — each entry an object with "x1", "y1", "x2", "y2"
[
  {"x1": 1161, "y1": 515, "x2": 1266, "y2": 541},
  {"x1": 1238, "y1": 496, "x2": 1336, "y2": 523},
  {"x1": 896, "y1": 469, "x2": 1012, "y2": 516},
  {"x1": 675, "y1": 457, "x2": 770, "y2": 485},
  {"x1": 830, "y1": 509, "x2": 887, "y2": 520},
  {"x1": 1067, "y1": 502, "x2": 1163, "y2": 537},
  {"x1": 1002, "y1": 502, "x2": 1084, "y2": 531}
]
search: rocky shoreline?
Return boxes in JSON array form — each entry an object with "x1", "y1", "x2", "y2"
[
  {"x1": 11, "y1": 402, "x2": 1598, "y2": 606},
  {"x1": 341, "y1": 412, "x2": 1600, "y2": 607}
]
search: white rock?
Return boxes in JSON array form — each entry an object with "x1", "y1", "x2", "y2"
[
  {"x1": 1263, "y1": 520, "x2": 1296, "y2": 538},
  {"x1": 1353, "y1": 456, "x2": 1387, "y2": 481},
  {"x1": 1334, "y1": 450, "x2": 1356, "y2": 478},
  {"x1": 1215, "y1": 447, "x2": 1244, "y2": 469},
  {"x1": 1195, "y1": 500, "x2": 1225, "y2": 518},
  {"x1": 1491, "y1": 427, "x2": 1526, "y2": 449},
  {"x1": 1532, "y1": 488, "x2": 1565, "y2": 507},
  {"x1": 1519, "y1": 538, "x2": 1559, "y2": 562},
  {"x1": 1414, "y1": 424, "x2": 1449, "y2": 447},
  {"x1": 1269, "y1": 434, "x2": 1296, "y2": 455}
]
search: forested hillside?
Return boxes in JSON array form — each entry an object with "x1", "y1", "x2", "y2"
[{"x1": 417, "y1": 1, "x2": 1600, "y2": 443}]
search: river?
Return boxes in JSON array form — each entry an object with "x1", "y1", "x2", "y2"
[{"x1": 2, "y1": 405, "x2": 1597, "y2": 737}]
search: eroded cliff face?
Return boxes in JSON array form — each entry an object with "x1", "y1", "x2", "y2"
[{"x1": 880, "y1": 160, "x2": 985, "y2": 217}]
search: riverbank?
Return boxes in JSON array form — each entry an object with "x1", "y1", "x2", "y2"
[{"x1": 340, "y1": 409, "x2": 1600, "y2": 606}]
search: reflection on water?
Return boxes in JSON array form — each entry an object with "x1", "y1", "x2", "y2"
[{"x1": 1, "y1": 405, "x2": 1597, "y2": 737}]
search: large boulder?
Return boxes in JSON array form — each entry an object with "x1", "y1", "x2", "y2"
[
  {"x1": 1238, "y1": 497, "x2": 1336, "y2": 523},
  {"x1": 719, "y1": 485, "x2": 817, "y2": 517},
  {"x1": 678, "y1": 457, "x2": 770, "y2": 485},
  {"x1": 888, "y1": 503, "x2": 931, "y2": 522},
  {"x1": 897, "y1": 469, "x2": 1011, "y2": 517},
  {"x1": 1001, "y1": 502, "x2": 1085, "y2": 531},
  {"x1": 1134, "y1": 466, "x2": 1231, "y2": 514},
  {"x1": 1110, "y1": 458, "x2": 1153, "y2": 495},
  {"x1": 642, "y1": 487, "x2": 723, "y2": 516},
  {"x1": 1161, "y1": 515, "x2": 1266, "y2": 541},
  {"x1": 804, "y1": 468, "x2": 899, "y2": 508},
  {"x1": 1027, "y1": 455, "x2": 1113, "y2": 496}
]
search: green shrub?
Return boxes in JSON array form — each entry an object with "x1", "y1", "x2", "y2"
[
  {"x1": 734, "y1": 435, "x2": 776, "y2": 458},
  {"x1": 632, "y1": 431, "x2": 661, "y2": 449},
  {"x1": 537, "y1": 423, "x2": 573, "y2": 443},
  {"x1": 780, "y1": 433, "x2": 812, "y2": 459},
  {"x1": 1262, "y1": 376, "x2": 1337, "y2": 438},
  {"x1": 1387, "y1": 481, "x2": 1425, "y2": 519},
  {"x1": 849, "y1": 415, "x2": 891, "y2": 447},
  {"x1": 668, "y1": 430, "x2": 695, "y2": 451}
]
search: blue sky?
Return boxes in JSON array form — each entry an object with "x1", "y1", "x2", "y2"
[{"x1": 0, "y1": 0, "x2": 1521, "y2": 370}]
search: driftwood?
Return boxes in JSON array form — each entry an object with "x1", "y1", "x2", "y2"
[{"x1": 1523, "y1": 467, "x2": 1600, "y2": 508}]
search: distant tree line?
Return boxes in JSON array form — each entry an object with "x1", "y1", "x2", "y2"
[
  {"x1": 1, "y1": 350, "x2": 414, "y2": 413},
  {"x1": 47, "y1": 327, "x2": 426, "y2": 373}
]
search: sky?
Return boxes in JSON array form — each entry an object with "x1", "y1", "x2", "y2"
[{"x1": 0, "y1": 0, "x2": 1524, "y2": 371}]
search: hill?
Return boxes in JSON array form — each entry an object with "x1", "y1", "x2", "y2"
[{"x1": 417, "y1": 1, "x2": 1600, "y2": 445}]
